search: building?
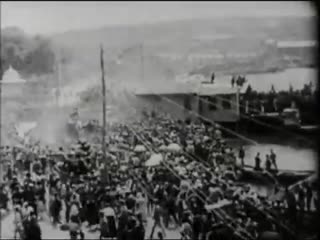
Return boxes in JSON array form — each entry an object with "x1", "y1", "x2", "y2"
[
  {"x1": 276, "y1": 40, "x2": 316, "y2": 61},
  {"x1": 197, "y1": 84, "x2": 241, "y2": 122},
  {"x1": 134, "y1": 81, "x2": 242, "y2": 123},
  {"x1": 0, "y1": 66, "x2": 26, "y2": 99}
]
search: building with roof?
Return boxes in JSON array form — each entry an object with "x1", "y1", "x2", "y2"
[
  {"x1": 276, "y1": 40, "x2": 316, "y2": 62},
  {"x1": 134, "y1": 81, "x2": 241, "y2": 123},
  {"x1": 0, "y1": 66, "x2": 27, "y2": 99}
]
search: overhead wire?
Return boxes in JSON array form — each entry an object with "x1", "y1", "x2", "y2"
[
  {"x1": 123, "y1": 90, "x2": 299, "y2": 236},
  {"x1": 203, "y1": 90, "x2": 315, "y2": 145},
  {"x1": 124, "y1": 120, "x2": 255, "y2": 240}
]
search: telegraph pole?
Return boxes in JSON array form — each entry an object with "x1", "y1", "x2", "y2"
[
  {"x1": 236, "y1": 85, "x2": 240, "y2": 132},
  {"x1": 0, "y1": 2, "x2": 3, "y2": 233},
  {"x1": 56, "y1": 50, "x2": 61, "y2": 109},
  {"x1": 140, "y1": 43, "x2": 144, "y2": 83},
  {"x1": 100, "y1": 45, "x2": 108, "y2": 183}
]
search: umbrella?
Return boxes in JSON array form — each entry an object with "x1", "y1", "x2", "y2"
[
  {"x1": 203, "y1": 136, "x2": 210, "y2": 142},
  {"x1": 106, "y1": 153, "x2": 117, "y2": 161},
  {"x1": 132, "y1": 157, "x2": 140, "y2": 164},
  {"x1": 166, "y1": 143, "x2": 181, "y2": 152},
  {"x1": 120, "y1": 165, "x2": 128, "y2": 171},
  {"x1": 109, "y1": 146, "x2": 119, "y2": 153},
  {"x1": 159, "y1": 145, "x2": 167, "y2": 151},
  {"x1": 134, "y1": 145, "x2": 146, "y2": 152},
  {"x1": 180, "y1": 180, "x2": 191, "y2": 190},
  {"x1": 180, "y1": 180, "x2": 190, "y2": 187},
  {"x1": 145, "y1": 153, "x2": 163, "y2": 167},
  {"x1": 205, "y1": 199, "x2": 232, "y2": 211}
]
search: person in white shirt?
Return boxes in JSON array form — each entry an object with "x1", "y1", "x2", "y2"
[{"x1": 136, "y1": 192, "x2": 148, "y2": 227}]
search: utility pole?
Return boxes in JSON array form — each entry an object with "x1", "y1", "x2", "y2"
[
  {"x1": 0, "y1": 2, "x2": 3, "y2": 232},
  {"x1": 236, "y1": 85, "x2": 240, "y2": 132},
  {"x1": 0, "y1": 73, "x2": 2, "y2": 240},
  {"x1": 140, "y1": 43, "x2": 144, "y2": 83},
  {"x1": 56, "y1": 49, "x2": 62, "y2": 109},
  {"x1": 100, "y1": 45, "x2": 108, "y2": 184}
]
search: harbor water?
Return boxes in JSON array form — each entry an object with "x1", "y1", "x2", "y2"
[
  {"x1": 243, "y1": 143, "x2": 316, "y2": 172},
  {"x1": 216, "y1": 67, "x2": 317, "y2": 92}
]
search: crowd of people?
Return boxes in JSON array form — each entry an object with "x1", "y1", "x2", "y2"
[{"x1": 0, "y1": 109, "x2": 318, "y2": 240}]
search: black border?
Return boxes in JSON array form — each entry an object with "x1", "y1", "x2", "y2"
[{"x1": 0, "y1": 1, "x2": 320, "y2": 240}]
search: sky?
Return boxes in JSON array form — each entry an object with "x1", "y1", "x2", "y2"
[{"x1": 1, "y1": 1, "x2": 316, "y2": 35}]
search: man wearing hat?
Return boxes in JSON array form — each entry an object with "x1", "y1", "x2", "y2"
[
  {"x1": 50, "y1": 193, "x2": 62, "y2": 225},
  {"x1": 23, "y1": 211, "x2": 42, "y2": 240},
  {"x1": 149, "y1": 200, "x2": 166, "y2": 239},
  {"x1": 0, "y1": 185, "x2": 9, "y2": 211}
]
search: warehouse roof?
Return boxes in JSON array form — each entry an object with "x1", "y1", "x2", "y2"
[
  {"x1": 277, "y1": 40, "x2": 316, "y2": 48},
  {"x1": 134, "y1": 82, "x2": 241, "y2": 96}
]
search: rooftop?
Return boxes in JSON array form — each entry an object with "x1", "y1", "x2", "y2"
[
  {"x1": 134, "y1": 82, "x2": 194, "y2": 95},
  {"x1": 134, "y1": 81, "x2": 242, "y2": 96},
  {"x1": 277, "y1": 40, "x2": 317, "y2": 48},
  {"x1": 1, "y1": 66, "x2": 26, "y2": 84}
]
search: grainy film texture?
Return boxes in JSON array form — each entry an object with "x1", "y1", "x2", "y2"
[{"x1": 0, "y1": 2, "x2": 318, "y2": 240}]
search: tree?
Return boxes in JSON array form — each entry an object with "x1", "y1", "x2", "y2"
[
  {"x1": 270, "y1": 84, "x2": 276, "y2": 94},
  {"x1": 289, "y1": 84, "x2": 294, "y2": 94},
  {"x1": 1, "y1": 27, "x2": 56, "y2": 78},
  {"x1": 245, "y1": 84, "x2": 253, "y2": 96}
]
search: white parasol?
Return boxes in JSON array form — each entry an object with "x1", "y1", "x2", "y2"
[
  {"x1": 158, "y1": 145, "x2": 167, "y2": 152},
  {"x1": 203, "y1": 136, "x2": 210, "y2": 142},
  {"x1": 145, "y1": 153, "x2": 163, "y2": 167},
  {"x1": 134, "y1": 145, "x2": 146, "y2": 152},
  {"x1": 205, "y1": 199, "x2": 232, "y2": 211},
  {"x1": 166, "y1": 143, "x2": 182, "y2": 152},
  {"x1": 180, "y1": 180, "x2": 191, "y2": 190},
  {"x1": 120, "y1": 165, "x2": 128, "y2": 171}
]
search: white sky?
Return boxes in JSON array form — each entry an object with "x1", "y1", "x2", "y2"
[{"x1": 1, "y1": 1, "x2": 316, "y2": 35}]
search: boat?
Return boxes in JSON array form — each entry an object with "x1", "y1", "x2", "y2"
[
  {"x1": 239, "y1": 108, "x2": 318, "y2": 145},
  {"x1": 239, "y1": 165, "x2": 315, "y2": 186}
]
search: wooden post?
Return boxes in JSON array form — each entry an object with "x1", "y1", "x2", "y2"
[
  {"x1": 140, "y1": 43, "x2": 144, "y2": 82},
  {"x1": 100, "y1": 45, "x2": 108, "y2": 184},
  {"x1": 236, "y1": 86, "x2": 240, "y2": 132},
  {"x1": 55, "y1": 49, "x2": 62, "y2": 109},
  {"x1": 0, "y1": 6, "x2": 3, "y2": 234},
  {"x1": 236, "y1": 86, "x2": 240, "y2": 117}
]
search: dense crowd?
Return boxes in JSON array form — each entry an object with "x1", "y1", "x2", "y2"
[{"x1": 0, "y1": 110, "x2": 318, "y2": 240}]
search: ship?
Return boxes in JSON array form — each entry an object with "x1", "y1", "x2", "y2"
[{"x1": 239, "y1": 108, "x2": 318, "y2": 141}]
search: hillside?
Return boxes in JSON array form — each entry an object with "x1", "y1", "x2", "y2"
[
  {"x1": 1, "y1": 16, "x2": 315, "y2": 85},
  {"x1": 50, "y1": 16, "x2": 316, "y2": 84},
  {"x1": 52, "y1": 16, "x2": 315, "y2": 49}
]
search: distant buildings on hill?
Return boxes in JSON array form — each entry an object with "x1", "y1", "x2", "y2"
[{"x1": 264, "y1": 39, "x2": 316, "y2": 64}]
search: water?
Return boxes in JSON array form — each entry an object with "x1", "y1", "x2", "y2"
[
  {"x1": 244, "y1": 68, "x2": 317, "y2": 92},
  {"x1": 243, "y1": 143, "x2": 316, "y2": 171},
  {"x1": 216, "y1": 67, "x2": 317, "y2": 92},
  {"x1": 226, "y1": 68, "x2": 318, "y2": 172},
  {"x1": 238, "y1": 142, "x2": 317, "y2": 196}
]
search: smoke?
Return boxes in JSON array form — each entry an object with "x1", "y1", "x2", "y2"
[
  {"x1": 0, "y1": 28, "x2": 178, "y2": 147},
  {"x1": 28, "y1": 107, "x2": 70, "y2": 146},
  {"x1": 1, "y1": 27, "x2": 56, "y2": 78}
]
